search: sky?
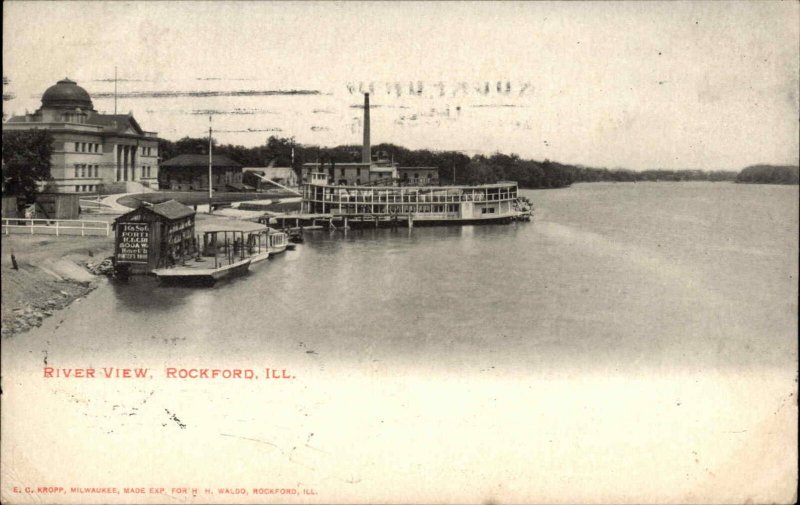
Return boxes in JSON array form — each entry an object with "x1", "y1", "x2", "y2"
[{"x1": 3, "y1": 1, "x2": 799, "y2": 171}]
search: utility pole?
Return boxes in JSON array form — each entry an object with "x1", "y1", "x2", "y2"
[{"x1": 208, "y1": 116, "x2": 213, "y2": 213}]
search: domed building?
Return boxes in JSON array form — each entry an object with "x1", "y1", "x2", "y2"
[{"x1": 5, "y1": 78, "x2": 159, "y2": 193}]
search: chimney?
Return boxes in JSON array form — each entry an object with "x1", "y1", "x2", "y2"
[{"x1": 361, "y1": 93, "x2": 371, "y2": 164}]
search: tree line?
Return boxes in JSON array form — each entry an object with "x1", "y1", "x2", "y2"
[
  {"x1": 159, "y1": 135, "x2": 742, "y2": 188},
  {"x1": 735, "y1": 165, "x2": 799, "y2": 185},
  {"x1": 3, "y1": 131, "x2": 794, "y2": 208}
]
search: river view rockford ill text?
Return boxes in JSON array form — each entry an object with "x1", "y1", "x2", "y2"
[{"x1": 42, "y1": 367, "x2": 296, "y2": 379}]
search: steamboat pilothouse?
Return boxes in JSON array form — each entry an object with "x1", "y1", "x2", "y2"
[{"x1": 299, "y1": 93, "x2": 532, "y2": 226}]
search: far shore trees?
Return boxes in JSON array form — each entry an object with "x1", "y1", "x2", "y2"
[
  {"x1": 158, "y1": 135, "x2": 744, "y2": 190},
  {"x1": 736, "y1": 165, "x2": 799, "y2": 185},
  {"x1": 1, "y1": 129, "x2": 54, "y2": 206}
]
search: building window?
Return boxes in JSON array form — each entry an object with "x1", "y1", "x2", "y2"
[{"x1": 75, "y1": 142, "x2": 80, "y2": 152}]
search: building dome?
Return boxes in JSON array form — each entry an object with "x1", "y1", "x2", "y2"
[{"x1": 41, "y1": 78, "x2": 94, "y2": 110}]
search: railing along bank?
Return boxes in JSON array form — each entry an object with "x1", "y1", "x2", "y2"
[{"x1": 2, "y1": 218, "x2": 111, "y2": 237}]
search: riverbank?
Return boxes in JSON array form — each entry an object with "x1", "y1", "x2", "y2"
[
  {"x1": 1, "y1": 234, "x2": 115, "y2": 337},
  {"x1": 0, "y1": 211, "x2": 282, "y2": 337}
]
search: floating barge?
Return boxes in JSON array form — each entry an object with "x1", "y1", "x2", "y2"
[
  {"x1": 153, "y1": 229, "x2": 255, "y2": 285},
  {"x1": 152, "y1": 256, "x2": 252, "y2": 284}
]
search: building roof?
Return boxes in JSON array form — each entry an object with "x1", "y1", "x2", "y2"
[
  {"x1": 4, "y1": 116, "x2": 31, "y2": 123},
  {"x1": 242, "y1": 166, "x2": 295, "y2": 179},
  {"x1": 87, "y1": 113, "x2": 144, "y2": 135},
  {"x1": 161, "y1": 154, "x2": 242, "y2": 169},
  {"x1": 41, "y1": 78, "x2": 94, "y2": 110},
  {"x1": 149, "y1": 200, "x2": 196, "y2": 220},
  {"x1": 226, "y1": 182, "x2": 255, "y2": 191},
  {"x1": 303, "y1": 162, "x2": 372, "y2": 167}
]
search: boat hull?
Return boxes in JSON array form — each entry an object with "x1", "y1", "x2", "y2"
[{"x1": 250, "y1": 251, "x2": 271, "y2": 264}]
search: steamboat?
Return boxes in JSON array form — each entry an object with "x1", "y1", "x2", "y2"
[
  {"x1": 302, "y1": 173, "x2": 530, "y2": 225},
  {"x1": 295, "y1": 92, "x2": 532, "y2": 227}
]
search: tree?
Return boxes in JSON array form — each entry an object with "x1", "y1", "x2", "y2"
[
  {"x1": 736, "y1": 165, "x2": 799, "y2": 185},
  {"x1": 2, "y1": 129, "x2": 53, "y2": 204}
]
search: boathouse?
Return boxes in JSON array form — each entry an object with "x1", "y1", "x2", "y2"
[{"x1": 114, "y1": 200, "x2": 196, "y2": 274}]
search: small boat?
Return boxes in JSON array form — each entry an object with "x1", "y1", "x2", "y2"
[
  {"x1": 245, "y1": 227, "x2": 272, "y2": 264},
  {"x1": 288, "y1": 228, "x2": 304, "y2": 244},
  {"x1": 152, "y1": 229, "x2": 255, "y2": 285},
  {"x1": 268, "y1": 229, "x2": 289, "y2": 255}
]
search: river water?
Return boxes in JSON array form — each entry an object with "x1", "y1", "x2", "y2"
[{"x1": 2, "y1": 182, "x2": 797, "y2": 503}]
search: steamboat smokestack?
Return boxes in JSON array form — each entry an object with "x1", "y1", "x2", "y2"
[{"x1": 362, "y1": 92, "x2": 371, "y2": 163}]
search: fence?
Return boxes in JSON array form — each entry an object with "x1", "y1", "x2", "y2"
[{"x1": 2, "y1": 218, "x2": 111, "y2": 237}]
